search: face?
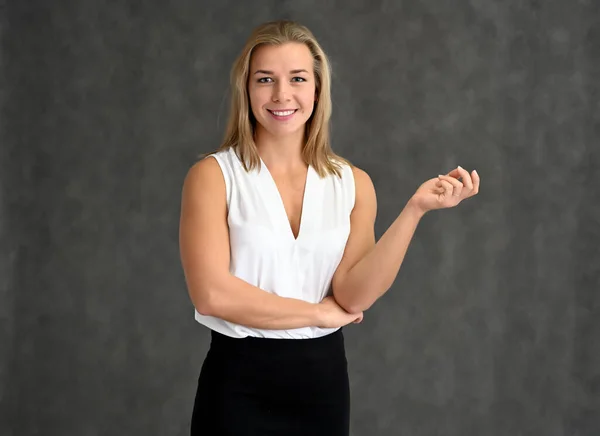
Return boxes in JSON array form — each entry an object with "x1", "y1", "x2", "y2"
[{"x1": 247, "y1": 42, "x2": 317, "y2": 139}]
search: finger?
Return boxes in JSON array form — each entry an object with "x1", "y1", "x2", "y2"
[
  {"x1": 438, "y1": 175, "x2": 462, "y2": 196},
  {"x1": 456, "y1": 166, "x2": 473, "y2": 192},
  {"x1": 446, "y1": 167, "x2": 467, "y2": 179},
  {"x1": 446, "y1": 166, "x2": 473, "y2": 189},
  {"x1": 471, "y1": 169, "x2": 480, "y2": 195},
  {"x1": 441, "y1": 169, "x2": 466, "y2": 185},
  {"x1": 446, "y1": 167, "x2": 461, "y2": 178},
  {"x1": 438, "y1": 179, "x2": 455, "y2": 196}
]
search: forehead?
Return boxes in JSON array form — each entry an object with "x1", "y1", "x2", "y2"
[{"x1": 250, "y1": 42, "x2": 314, "y2": 72}]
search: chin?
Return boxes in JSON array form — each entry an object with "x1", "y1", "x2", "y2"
[
  {"x1": 259, "y1": 120, "x2": 305, "y2": 136},
  {"x1": 270, "y1": 126, "x2": 305, "y2": 137}
]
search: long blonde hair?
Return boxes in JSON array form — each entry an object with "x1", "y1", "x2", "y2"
[{"x1": 210, "y1": 20, "x2": 350, "y2": 178}]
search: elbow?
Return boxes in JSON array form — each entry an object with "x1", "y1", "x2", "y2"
[
  {"x1": 333, "y1": 287, "x2": 371, "y2": 314},
  {"x1": 195, "y1": 299, "x2": 214, "y2": 317},
  {"x1": 192, "y1": 293, "x2": 213, "y2": 316},
  {"x1": 345, "y1": 304, "x2": 366, "y2": 315},
  {"x1": 189, "y1": 283, "x2": 219, "y2": 317},
  {"x1": 346, "y1": 300, "x2": 373, "y2": 314},
  {"x1": 190, "y1": 273, "x2": 233, "y2": 317}
]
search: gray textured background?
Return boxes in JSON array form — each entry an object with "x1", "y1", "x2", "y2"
[{"x1": 2, "y1": 1, "x2": 599, "y2": 435}]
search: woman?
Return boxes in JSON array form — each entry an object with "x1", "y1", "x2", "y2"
[{"x1": 179, "y1": 20, "x2": 480, "y2": 436}]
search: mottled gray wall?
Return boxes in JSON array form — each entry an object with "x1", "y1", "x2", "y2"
[
  {"x1": 2, "y1": 1, "x2": 598, "y2": 435},
  {"x1": 1, "y1": 0, "x2": 12, "y2": 429}
]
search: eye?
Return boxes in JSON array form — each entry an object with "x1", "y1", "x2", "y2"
[
  {"x1": 291, "y1": 77, "x2": 306, "y2": 82},
  {"x1": 257, "y1": 77, "x2": 273, "y2": 83}
]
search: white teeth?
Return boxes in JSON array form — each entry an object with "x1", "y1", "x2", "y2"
[{"x1": 271, "y1": 110, "x2": 295, "y2": 116}]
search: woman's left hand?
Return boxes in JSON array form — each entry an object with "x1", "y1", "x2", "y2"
[{"x1": 410, "y1": 166, "x2": 480, "y2": 215}]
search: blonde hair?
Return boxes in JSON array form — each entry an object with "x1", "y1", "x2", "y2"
[{"x1": 210, "y1": 20, "x2": 350, "y2": 178}]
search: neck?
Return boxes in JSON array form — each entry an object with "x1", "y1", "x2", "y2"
[{"x1": 254, "y1": 126, "x2": 307, "y2": 171}]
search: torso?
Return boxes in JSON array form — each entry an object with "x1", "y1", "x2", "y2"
[
  {"x1": 267, "y1": 167, "x2": 308, "y2": 240},
  {"x1": 194, "y1": 146, "x2": 356, "y2": 339}
]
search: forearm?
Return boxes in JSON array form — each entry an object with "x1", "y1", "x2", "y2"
[
  {"x1": 335, "y1": 199, "x2": 425, "y2": 313},
  {"x1": 192, "y1": 275, "x2": 323, "y2": 330}
]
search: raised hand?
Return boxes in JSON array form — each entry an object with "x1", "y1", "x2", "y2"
[{"x1": 410, "y1": 166, "x2": 480, "y2": 214}]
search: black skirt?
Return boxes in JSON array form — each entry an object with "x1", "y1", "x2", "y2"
[{"x1": 191, "y1": 328, "x2": 350, "y2": 436}]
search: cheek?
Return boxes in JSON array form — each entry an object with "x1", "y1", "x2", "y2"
[
  {"x1": 300, "y1": 87, "x2": 317, "y2": 111},
  {"x1": 248, "y1": 88, "x2": 268, "y2": 112},
  {"x1": 301, "y1": 97, "x2": 316, "y2": 114}
]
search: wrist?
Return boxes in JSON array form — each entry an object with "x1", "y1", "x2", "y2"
[
  {"x1": 405, "y1": 197, "x2": 427, "y2": 219},
  {"x1": 312, "y1": 302, "x2": 325, "y2": 327}
]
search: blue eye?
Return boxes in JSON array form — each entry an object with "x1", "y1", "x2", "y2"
[{"x1": 257, "y1": 77, "x2": 306, "y2": 83}]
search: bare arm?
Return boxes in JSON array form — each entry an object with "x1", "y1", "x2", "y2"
[
  {"x1": 179, "y1": 156, "x2": 361, "y2": 330},
  {"x1": 332, "y1": 166, "x2": 422, "y2": 313},
  {"x1": 332, "y1": 165, "x2": 480, "y2": 314}
]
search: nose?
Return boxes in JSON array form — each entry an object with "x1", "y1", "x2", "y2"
[{"x1": 272, "y1": 81, "x2": 291, "y2": 103}]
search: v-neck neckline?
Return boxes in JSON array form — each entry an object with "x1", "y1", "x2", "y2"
[{"x1": 258, "y1": 157, "x2": 313, "y2": 242}]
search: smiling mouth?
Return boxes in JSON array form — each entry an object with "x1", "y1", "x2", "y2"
[{"x1": 268, "y1": 109, "x2": 298, "y2": 117}]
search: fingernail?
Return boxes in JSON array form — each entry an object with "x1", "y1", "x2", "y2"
[
  {"x1": 473, "y1": 169, "x2": 478, "y2": 175},
  {"x1": 458, "y1": 165, "x2": 463, "y2": 170}
]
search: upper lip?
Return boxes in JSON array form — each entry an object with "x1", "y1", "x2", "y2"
[{"x1": 268, "y1": 109, "x2": 297, "y2": 112}]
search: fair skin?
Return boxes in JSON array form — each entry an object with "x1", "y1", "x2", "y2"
[
  {"x1": 179, "y1": 41, "x2": 480, "y2": 330},
  {"x1": 331, "y1": 166, "x2": 480, "y2": 314},
  {"x1": 180, "y1": 42, "x2": 361, "y2": 330}
]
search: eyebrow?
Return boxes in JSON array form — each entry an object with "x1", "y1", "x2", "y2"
[{"x1": 253, "y1": 69, "x2": 310, "y2": 75}]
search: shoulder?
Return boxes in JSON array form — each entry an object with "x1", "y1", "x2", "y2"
[
  {"x1": 326, "y1": 158, "x2": 376, "y2": 211},
  {"x1": 186, "y1": 154, "x2": 223, "y2": 183},
  {"x1": 185, "y1": 146, "x2": 240, "y2": 187},
  {"x1": 350, "y1": 165, "x2": 377, "y2": 212},
  {"x1": 350, "y1": 165, "x2": 372, "y2": 187},
  {"x1": 182, "y1": 154, "x2": 227, "y2": 202},
  {"x1": 330, "y1": 157, "x2": 372, "y2": 189}
]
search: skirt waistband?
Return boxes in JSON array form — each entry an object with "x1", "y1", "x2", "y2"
[{"x1": 209, "y1": 328, "x2": 345, "y2": 359}]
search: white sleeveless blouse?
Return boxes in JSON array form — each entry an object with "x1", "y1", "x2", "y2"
[{"x1": 194, "y1": 147, "x2": 355, "y2": 339}]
